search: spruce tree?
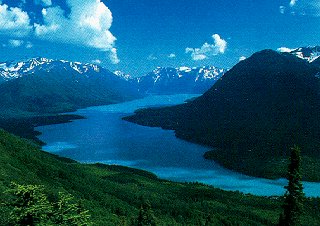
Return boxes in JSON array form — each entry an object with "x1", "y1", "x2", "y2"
[
  {"x1": 133, "y1": 199, "x2": 157, "y2": 226},
  {"x1": 6, "y1": 183, "x2": 92, "y2": 225},
  {"x1": 280, "y1": 145, "x2": 305, "y2": 226}
]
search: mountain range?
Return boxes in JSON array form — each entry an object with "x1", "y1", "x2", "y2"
[
  {"x1": 0, "y1": 58, "x2": 140, "y2": 116},
  {"x1": 0, "y1": 58, "x2": 226, "y2": 96},
  {"x1": 284, "y1": 46, "x2": 320, "y2": 63},
  {"x1": 124, "y1": 49, "x2": 320, "y2": 180},
  {"x1": 131, "y1": 66, "x2": 226, "y2": 94}
]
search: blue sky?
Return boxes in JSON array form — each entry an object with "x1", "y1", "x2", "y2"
[{"x1": 0, "y1": 0, "x2": 319, "y2": 76}]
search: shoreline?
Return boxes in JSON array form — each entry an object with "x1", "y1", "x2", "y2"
[{"x1": 0, "y1": 114, "x2": 85, "y2": 145}]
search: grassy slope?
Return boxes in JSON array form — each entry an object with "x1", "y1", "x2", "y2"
[{"x1": 0, "y1": 129, "x2": 301, "y2": 225}]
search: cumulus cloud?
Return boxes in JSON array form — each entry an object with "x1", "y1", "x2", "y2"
[
  {"x1": 277, "y1": 47, "x2": 295, "y2": 53},
  {"x1": 34, "y1": 0, "x2": 119, "y2": 63},
  {"x1": 0, "y1": 4, "x2": 32, "y2": 37},
  {"x1": 186, "y1": 34, "x2": 227, "y2": 61},
  {"x1": 168, "y1": 53, "x2": 176, "y2": 58},
  {"x1": 0, "y1": 0, "x2": 119, "y2": 64},
  {"x1": 290, "y1": 0, "x2": 297, "y2": 7},
  {"x1": 8, "y1": 39, "x2": 24, "y2": 47}
]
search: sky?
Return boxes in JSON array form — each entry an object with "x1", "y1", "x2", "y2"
[{"x1": 0, "y1": 0, "x2": 319, "y2": 77}]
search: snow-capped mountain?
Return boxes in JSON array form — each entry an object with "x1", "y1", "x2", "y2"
[
  {"x1": 0, "y1": 57, "x2": 226, "y2": 96},
  {"x1": 134, "y1": 66, "x2": 227, "y2": 94},
  {"x1": 0, "y1": 57, "x2": 141, "y2": 115},
  {"x1": 0, "y1": 57, "x2": 102, "y2": 82},
  {"x1": 280, "y1": 46, "x2": 320, "y2": 63},
  {"x1": 114, "y1": 70, "x2": 132, "y2": 81}
]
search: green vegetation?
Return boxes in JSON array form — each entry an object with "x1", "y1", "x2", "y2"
[
  {"x1": 279, "y1": 146, "x2": 305, "y2": 226},
  {"x1": 2, "y1": 128, "x2": 319, "y2": 225},
  {"x1": 4, "y1": 183, "x2": 91, "y2": 225},
  {"x1": 0, "y1": 114, "x2": 84, "y2": 145},
  {"x1": 124, "y1": 50, "x2": 320, "y2": 181},
  {"x1": 0, "y1": 68, "x2": 140, "y2": 116},
  {"x1": 0, "y1": 129, "x2": 320, "y2": 225}
]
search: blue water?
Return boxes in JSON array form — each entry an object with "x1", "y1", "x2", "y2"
[{"x1": 36, "y1": 94, "x2": 320, "y2": 197}]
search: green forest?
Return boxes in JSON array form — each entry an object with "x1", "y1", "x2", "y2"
[{"x1": 0, "y1": 129, "x2": 320, "y2": 225}]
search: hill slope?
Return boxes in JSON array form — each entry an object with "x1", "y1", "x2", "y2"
[
  {"x1": 124, "y1": 50, "x2": 320, "y2": 180},
  {"x1": 0, "y1": 129, "x2": 290, "y2": 225},
  {"x1": 0, "y1": 60, "x2": 140, "y2": 116}
]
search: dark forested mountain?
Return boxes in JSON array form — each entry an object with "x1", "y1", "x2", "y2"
[
  {"x1": 0, "y1": 58, "x2": 140, "y2": 116},
  {"x1": 0, "y1": 58, "x2": 226, "y2": 117},
  {"x1": 133, "y1": 66, "x2": 226, "y2": 94},
  {"x1": 124, "y1": 49, "x2": 320, "y2": 179}
]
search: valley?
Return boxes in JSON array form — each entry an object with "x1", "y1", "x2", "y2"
[
  {"x1": 0, "y1": 47, "x2": 320, "y2": 225},
  {"x1": 1, "y1": 0, "x2": 319, "y2": 224}
]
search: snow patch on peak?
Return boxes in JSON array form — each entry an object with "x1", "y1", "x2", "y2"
[
  {"x1": 114, "y1": 70, "x2": 131, "y2": 81},
  {"x1": 279, "y1": 46, "x2": 320, "y2": 63},
  {"x1": 179, "y1": 66, "x2": 191, "y2": 72},
  {"x1": 0, "y1": 57, "x2": 104, "y2": 82}
]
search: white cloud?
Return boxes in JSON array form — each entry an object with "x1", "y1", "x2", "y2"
[
  {"x1": 3, "y1": 39, "x2": 33, "y2": 48},
  {"x1": 212, "y1": 34, "x2": 227, "y2": 53},
  {"x1": 279, "y1": 6, "x2": 286, "y2": 14},
  {"x1": 285, "y1": 0, "x2": 320, "y2": 16},
  {"x1": 0, "y1": 4, "x2": 32, "y2": 37},
  {"x1": 8, "y1": 39, "x2": 24, "y2": 47},
  {"x1": 34, "y1": 0, "x2": 118, "y2": 63},
  {"x1": 277, "y1": 47, "x2": 295, "y2": 53},
  {"x1": 290, "y1": 0, "x2": 297, "y2": 7},
  {"x1": 109, "y1": 48, "x2": 120, "y2": 64},
  {"x1": 239, "y1": 56, "x2": 246, "y2": 61},
  {"x1": 0, "y1": 0, "x2": 119, "y2": 64},
  {"x1": 168, "y1": 53, "x2": 176, "y2": 58},
  {"x1": 185, "y1": 48, "x2": 207, "y2": 61},
  {"x1": 185, "y1": 34, "x2": 227, "y2": 61}
]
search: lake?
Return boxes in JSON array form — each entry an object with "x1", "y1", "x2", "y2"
[{"x1": 36, "y1": 94, "x2": 320, "y2": 197}]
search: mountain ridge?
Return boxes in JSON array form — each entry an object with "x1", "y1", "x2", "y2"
[
  {"x1": 124, "y1": 49, "x2": 320, "y2": 180},
  {"x1": 133, "y1": 66, "x2": 226, "y2": 94}
]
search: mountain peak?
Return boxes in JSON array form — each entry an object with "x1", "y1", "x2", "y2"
[
  {"x1": 135, "y1": 65, "x2": 227, "y2": 94},
  {"x1": 278, "y1": 46, "x2": 320, "y2": 63},
  {"x1": 0, "y1": 57, "x2": 103, "y2": 82}
]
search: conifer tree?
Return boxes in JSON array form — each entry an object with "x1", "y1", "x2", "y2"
[
  {"x1": 280, "y1": 145, "x2": 305, "y2": 226},
  {"x1": 133, "y1": 199, "x2": 157, "y2": 226},
  {"x1": 6, "y1": 182, "x2": 92, "y2": 225}
]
